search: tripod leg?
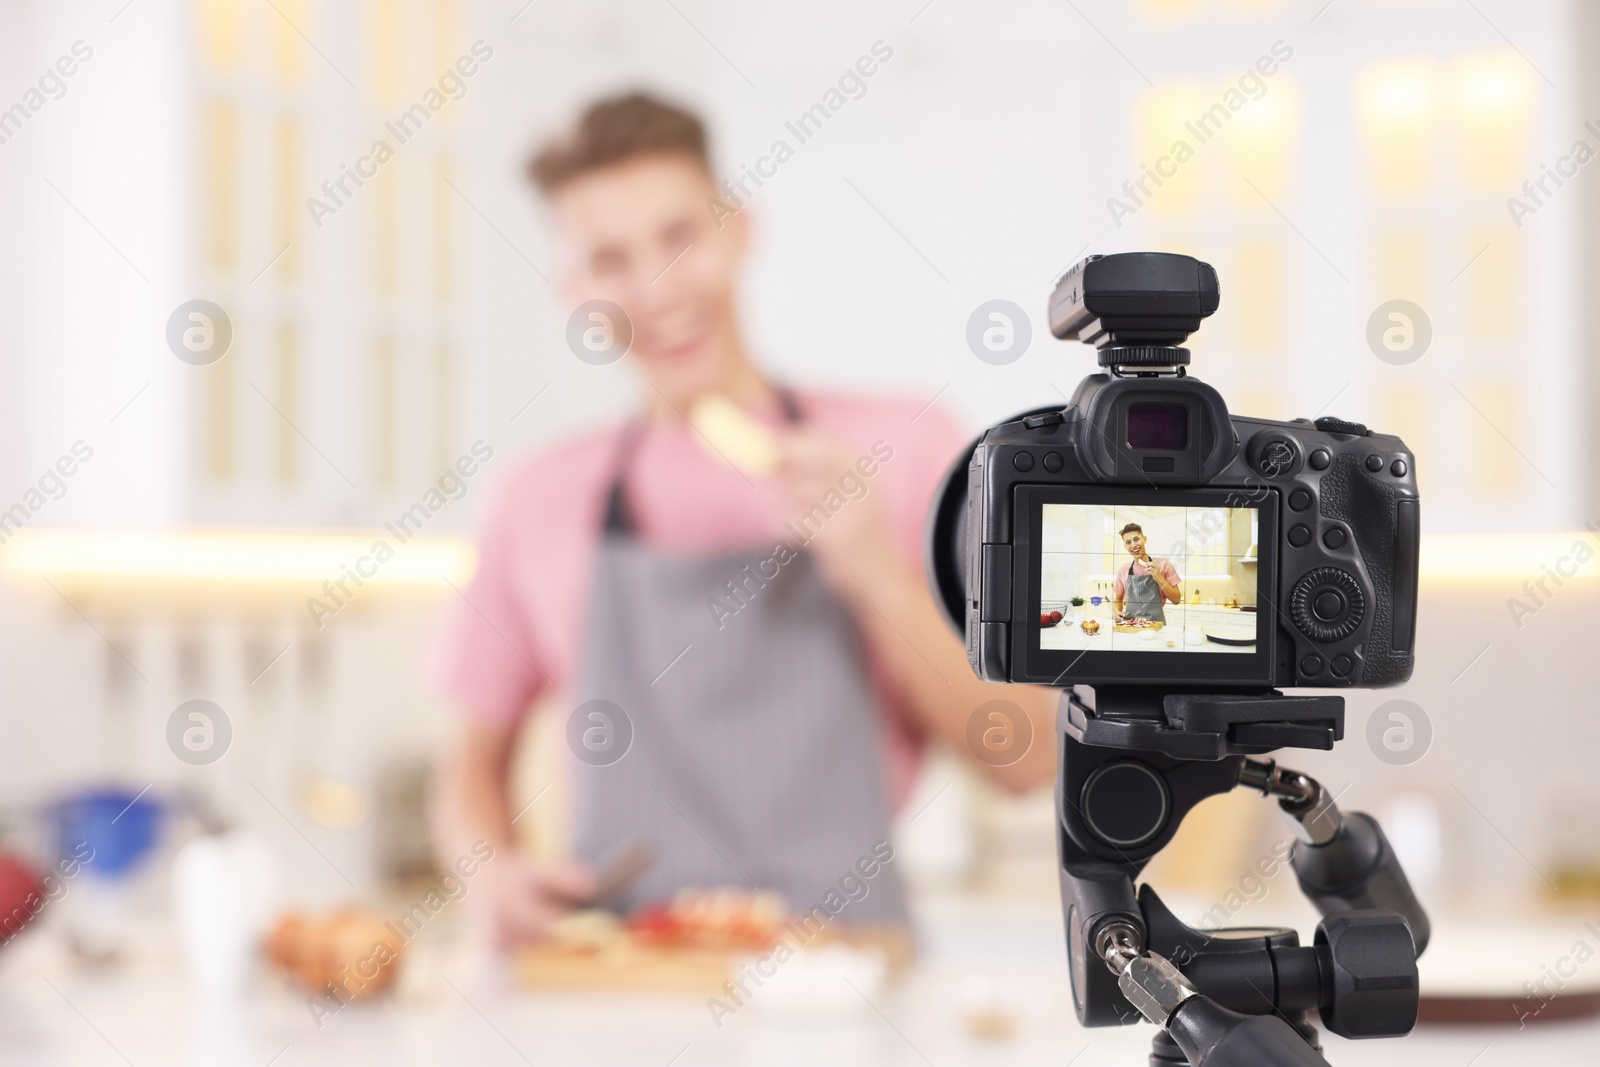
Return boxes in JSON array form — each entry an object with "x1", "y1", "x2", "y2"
[
  {"x1": 1150, "y1": 1020, "x2": 1323, "y2": 1067},
  {"x1": 1166, "y1": 999, "x2": 1334, "y2": 1067},
  {"x1": 1149, "y1": 1031, "x2": 1186, "y2": 1066}
]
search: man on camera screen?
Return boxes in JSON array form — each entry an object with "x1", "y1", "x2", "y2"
[{"x1": 1113, "y1": 522, "x2": 1182, "y2": 625}]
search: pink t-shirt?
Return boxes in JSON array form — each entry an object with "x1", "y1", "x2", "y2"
[
  {"x1": 428, "y1": 388, "x2": 970, "y2": 811},
  {"x1": 1113, "y1": 557, "x2": 1181, "y2": 601}
]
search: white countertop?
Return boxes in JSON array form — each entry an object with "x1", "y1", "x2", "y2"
[
  {"x1": 5, "y1": 892, "x2": 1599, "y2": 1066},
  {"x1": 1040, "y1": 605, "x2": 1257, "y2": 654}
]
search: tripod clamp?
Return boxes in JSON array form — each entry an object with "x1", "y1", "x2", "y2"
[{"x1": 1057, "y1": 688, "x2": 1429, "y2": 1067}]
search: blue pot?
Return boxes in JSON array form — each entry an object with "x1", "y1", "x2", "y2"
[{"x1": 52, "y1": 787, "x2": 163, "y2": 880}]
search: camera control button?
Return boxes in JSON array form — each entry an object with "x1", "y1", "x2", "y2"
[
  {"x1": 1300, "y1": 654, "x2": 1325, "y2": 676},
  {"x1": 1256, "y1": 438, "x2": 1298, "y2": 478},
  {"x1": 1314, "y1": 416, "x2": 1370, "y2": 437},
  {"x1": 1365, "y1": 454, "x2": 1385, "y2": 472},
  {"x1": 1290, "y1": 568, "x2": 1366, "y2": 642},
  {"x1": 1288, "y1": 524, "x2": 1312, "y2": 547},
  {"x1": 1289, "y1": 489, "x2": 1312, "y2": 512},
  {"x1": 1043, "y1": 451, "x2": 1064, "y2": 473},
  {"x1": 1309, "y1": 448, "x2": 1331, "y2": 470},
  {"x1": 1013, "y1": 451, "x2": 1035, "y2": 472},
  {"x1": 1331, "y1": 654, "x2": 1354, "y2": 677},
  {"x1": 1390, "y1": 459, "x2": 1408, "y2": 477},
  {"x1": 1023, "y1": 411, "x2": 1066, "y2": 429},
  {"x1": 1323, "y1": 527, "x2": 1347, "y2": 550}
]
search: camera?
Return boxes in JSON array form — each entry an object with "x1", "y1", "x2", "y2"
[
  {"x1": 927, "y1": 253, "x2": 1431, "y2": 1067},
  {"x1": 928, "y1": 252, "x2": 1420, "y2": 693}
]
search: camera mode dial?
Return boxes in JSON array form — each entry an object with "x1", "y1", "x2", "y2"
[{"x1": 1291, "y1": 568, "x2": 1366, "y2": 642}]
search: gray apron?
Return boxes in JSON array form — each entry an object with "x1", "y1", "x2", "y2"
[
  {"x1": 1123, "y1": 557, "x2": 1168, "y2": 624},
  {"x1": 569, "y1": 393, "x2": 908, "y2": 923}
]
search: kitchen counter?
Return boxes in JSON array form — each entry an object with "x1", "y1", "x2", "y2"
[
  {"x1": 5, "y1": 892, "x2": 1599, "y2": 1066},
  {"x1": 1040, "y1": 604, "x2": 1257, "y2": 654}
]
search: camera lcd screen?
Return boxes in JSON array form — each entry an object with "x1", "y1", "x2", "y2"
[
  {"x1": 1038, "y1": 502, "x2": 1259, "y2": 655},
  {"x1": 1127, "y1": 403, "x2": 1188, "y2": 450}
]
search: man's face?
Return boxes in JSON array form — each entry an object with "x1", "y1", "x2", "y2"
[
  {"x1": 551, "y1": 154, "x2": 746, "y2": 397},
  {"x1": 1122, "y1": 530, "x2": 1146, "y2": 558}
]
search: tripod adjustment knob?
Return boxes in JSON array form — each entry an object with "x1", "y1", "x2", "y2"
[{"x1": 1314, "y1": 910, "x2": 1420, "y2": 1039}]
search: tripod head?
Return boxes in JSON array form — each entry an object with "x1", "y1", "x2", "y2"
[{"x1": 1057, "y1": 687, "x2": 1429, "y2": 1066}]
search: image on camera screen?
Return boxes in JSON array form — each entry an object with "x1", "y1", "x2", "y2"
[{"x1": 1039, "y1": 503, "x2": 1259, "y2": 653}]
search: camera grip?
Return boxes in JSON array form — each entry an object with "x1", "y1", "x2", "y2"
[{"x1": 1313, "y1": 455, "x2": 1417, "y2": 685}]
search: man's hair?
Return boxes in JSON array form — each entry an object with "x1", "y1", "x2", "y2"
[
  {"x1": 527, "y1": 92, "x2": 711, "y2": 195},
  {"x1": 1119, "y1": 523, "x2": 1143, "y2": 538}
]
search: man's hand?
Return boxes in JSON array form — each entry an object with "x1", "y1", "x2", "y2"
[
  {"x1": 1147, "y1": 559, "x2": 1183, "y2": 604},
  {"x1": 434, "y1": 722, "x2": 599, "y2": 950},
  {"x1": 473, "y1": 851, "x2": 596, "y2": 949},
  {"x1": 762, "y1": 423, "x2": 1055, "y2": 793},
  {"x1": 769, "y1": 428, "x2": 899, "y2": 593},
  {"x1": 1138, "y1": 557, "x2": 1172, "y2": 589}
]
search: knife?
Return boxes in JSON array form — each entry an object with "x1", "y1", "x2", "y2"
[{"x1": 588, "y1": 839, "x2": 656, "y2": 912}]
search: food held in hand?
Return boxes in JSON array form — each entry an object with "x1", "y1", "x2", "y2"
[
  {"x1": 1080, "y1": 618, "x2": 1101, "y2": 635},
  {"x1": 267, "y1": 908, "x2": 403, "y2": 999},
  {"x1": 688, "y1": 394, "x2": 779, "y2": 476}
]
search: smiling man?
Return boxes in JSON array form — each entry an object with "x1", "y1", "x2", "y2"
[
  {"x1": 1113, "y1": 522, "x2": 1182, "y2": 625},
  {"x1": 429, "y1": 92, "x2": 1055, "y2": 947}
]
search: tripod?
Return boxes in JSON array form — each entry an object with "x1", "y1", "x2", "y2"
[{"x1": 1057, "y1": 686, "x2": 1429, "y2": 1067}]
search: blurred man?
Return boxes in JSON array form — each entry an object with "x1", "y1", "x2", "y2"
[
  {"x1": 430, "y1": 92, "x2": 1054, "y2": 947},
  {"x1": 1113, "y1": 522, "x2": 1181, "y2": 625}
]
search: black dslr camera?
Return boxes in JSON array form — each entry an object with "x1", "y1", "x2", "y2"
[
  {"x1": 928, "y1": 251, "x2": 1419, "y2": 695},
  {"x1": 927, "y1": 254, "x2": 1429, "y2": 1067}
]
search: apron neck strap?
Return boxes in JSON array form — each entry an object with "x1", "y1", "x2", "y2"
[{"x1": 602, "y1": 387, "x2": 802, "y2": 536}]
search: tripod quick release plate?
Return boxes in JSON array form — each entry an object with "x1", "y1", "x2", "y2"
[{"x1": 1063, "y1": 688, "x2": 1345, "y2": 761}]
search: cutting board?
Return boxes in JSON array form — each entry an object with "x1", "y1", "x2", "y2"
[{"x1": 515, "y1": 923, "x2": 913, "y2": 993}]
